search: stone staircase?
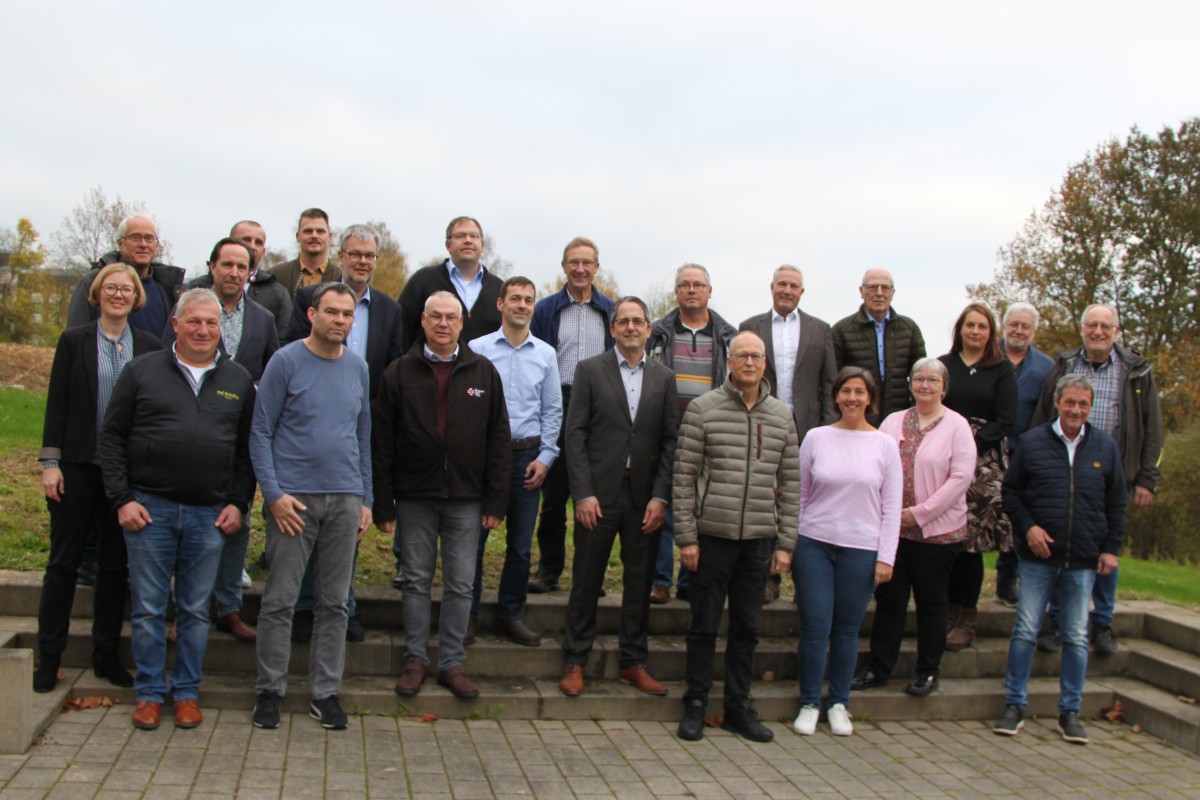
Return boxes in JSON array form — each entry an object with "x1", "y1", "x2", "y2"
[{"x1": 1, "y1": 569, "x2": 1198, "y2": 755}]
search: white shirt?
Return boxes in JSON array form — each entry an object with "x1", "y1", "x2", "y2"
[
  {"x1": 771, "y1": 308, "x2": 800, "y2": 409},
  {"x1": 1052, "y1": 418, "x2": 1086, "y2": 466}
]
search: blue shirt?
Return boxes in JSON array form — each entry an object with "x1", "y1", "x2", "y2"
[
  {"x1": 872, "y1": 309, "x2": 892, "y2": 381},
  {"x1": 469, "y1": 330, "x2": 563, "y2": 468},
  {"x1": 250, "y1": 341, "x2": 372, "y2": 507},
  {"x1": 447, "y1": 262, "x2": 484, "y2": 311},
  {"x1": 345, "y1": 285, "x2": 371, "y2": 363}
]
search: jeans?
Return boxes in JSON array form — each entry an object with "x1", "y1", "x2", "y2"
[
  {"x1": 1048, "y1": 567, "x2": 1117, "y2": 628},
  {"x1": 683, "y1": 535, "x2": 773, "y2": 709},
  {"x1": 652, "y1": 507, "x2": 690, "y2": 591},
  {"x1": 399, "y1": 499, "x2": 481, "y2": 671},
  {"x1": 1004, "y1": 559, "x2": 1096, "y2": 714},
  {"x1": 794, "y1": 536, "x2": 878, "y2": 708},
  {"x1": 212, "y1": 521, "x2": 249, "y2": 617},
  {"x1": 296, "y1": 544, "x2": 359, "y2": 617},
  {"x1": 866, "y1": 538, "x2": 960, "y2": 679},
  {"x1": 533, "y1": 385, "x2": 571, "y2": 581},
  {"x1": 256, "y1": 493, "x2": 360, "y2": 699},
  {"x1": 123, "y1": 492, "x2": 225, "y2": 703},
  {"x1": 472, "y1": 447, "x2": 543, "y2": 621},
  {"x1": 995, "y1": 548, "x2": 1019, "y2": 590},
  {"x1": 37, "y1": 463, "x2": 128, "y2": 658}
]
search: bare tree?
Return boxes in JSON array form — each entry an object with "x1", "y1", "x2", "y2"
[{"x1": 50, "y1": 185, "x2": 173, "y2": 269}]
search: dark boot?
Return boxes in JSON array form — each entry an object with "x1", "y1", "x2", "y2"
[{"x1": 946, "y1": 608, "x2": 977, "y2": 651}]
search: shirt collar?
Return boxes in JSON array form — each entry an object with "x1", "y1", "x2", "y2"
[
  {"x1": 1052, "y1": 417, "x2": 1087, "y2": 443},
  {"x1": 222, "y1": 295, "x2": 245, "y2": 316},
  {"x1": 771, "y1": 308, "x2": 799, "y2": 323},
  {"x1": 424, "y1": 344, "x2": 460, "y2": 362},
  {"x1": 170, "y1": 343, "x2": 219, "y2": 369},
  {"x1": 618, "y1": 351, "x2": 646, "y2": 370},
  {"x1": 447, "y1": 262, "x2": 484, "y2": 285}
]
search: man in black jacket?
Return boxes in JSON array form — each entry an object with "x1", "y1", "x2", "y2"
[
  {"x1": 99, "y1": 288, "x2": 256, "y2": 732},
  {"x1": 374, "y1": 291, "x2": 510, "y2": 701},
  {"x1": 995, "y1": 374, "x2": 1127, "y2": 746},
  {"x1": 230, "y1": 220, "x2": 291, "y2": 337}
]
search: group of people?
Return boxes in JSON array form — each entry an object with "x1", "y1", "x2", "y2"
[{"x1": 33, "y1": 208, "x2": 1162, "y2": 747}]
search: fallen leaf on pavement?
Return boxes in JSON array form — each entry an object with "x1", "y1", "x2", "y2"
[
  {"x1": 1177, "y1": 695, "x2": 1197, "y2": 705},
  {"x1": 420, "y1": 712, "x2": 439, "y2": 723},
  {"x1": 1101, "y1": 700, "x2": 1125, "y2": 722},
  {"x1": 703, "y1": 714, "x2": 724, "y2": 728},
  {"x1": 64, "y1": 696, "x2": 116, "y2": 711}
]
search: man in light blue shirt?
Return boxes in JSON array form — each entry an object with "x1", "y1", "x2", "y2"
[{"x1": 468, "y1": 277, "x2": 563, "y2": 646}]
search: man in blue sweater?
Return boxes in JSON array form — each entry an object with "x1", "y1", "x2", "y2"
[
  {"x1": 249, "y1": 284, "x2": 373, "y2": 731},
  {"x1": 995, "y1": 374, "x2": 1127, "y2": 745}
]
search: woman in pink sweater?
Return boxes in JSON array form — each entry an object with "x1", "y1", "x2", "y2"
[
  {"x1": 792, "y1": 367, "x2": 902, "y2": 737},
  {"x1": 852, "y1": 357, "x2": 977, "y2": 698}
]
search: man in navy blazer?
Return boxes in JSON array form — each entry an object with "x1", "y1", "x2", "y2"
[{"x1": 281, "y1": 224, "x2": 404, "y2": 399}]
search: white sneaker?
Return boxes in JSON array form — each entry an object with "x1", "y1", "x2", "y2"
[
  {"x1": 241, "y1": 569, "x2": 252, "y2": 589},
  {"x1": 827, "y1": 703, "x2": 854, "y2": 736},
  {"x1": 793, "y1": 704, "x2": 819, "y2": 735}
]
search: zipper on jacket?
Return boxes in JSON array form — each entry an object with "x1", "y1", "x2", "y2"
[
  {"x1": 737, "y1": 405, "x2": 753, "y2": 539},
  {"x1": 1065, "y1": 451, "x2": 1075, "y2": 563}
]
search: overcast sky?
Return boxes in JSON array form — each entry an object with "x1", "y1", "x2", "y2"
[{"x1": 4, "y1": 1, "x2": 1198, "y2": 353}]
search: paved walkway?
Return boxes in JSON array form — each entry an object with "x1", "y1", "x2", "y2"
[{"x1": 1, "y1": 706, "x2": 1199, "y2": 799}]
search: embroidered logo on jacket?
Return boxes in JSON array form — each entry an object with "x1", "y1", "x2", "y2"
[
  {"x1": 467, "y1": 387, "x2": 486, "y2": 397},
  {"x1": 216, "y1": 390, "x2": 240, "y2": 401}
]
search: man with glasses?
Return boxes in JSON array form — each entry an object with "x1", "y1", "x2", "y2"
[
  {"x1": 1028, "y1": 303, "x2": 1162, "y2": 656},
  {"x1": 270, "y1": 209, "x2": 341, "y2": 298},
  {"x1": 831, "y1": 268, "x2": 926, "y2": 426},
  {"x1": 397, "y1": 216, "x2": 503, "y2": 352},
  {"x1": 739, "y1": 265, "x2": 837, "y2": 602},
  {"x1": 279, "y1": 224, "x2": 405, "y2": 642},
  {"x1": 527, "y1": 236, "x2": 615, "y2": 595},
  {"x1": 66, "y1": 215, "x2": 185, "y2": 339},
  {"x1": 645, "y1": 264, "x2": 737, "y2": 604},
  {"x1": 376, "y1": 292, "x2": 510, "y2": 701},
  {"x1": 673, "y1": 331, "x2": 799, "y2": 742},
  {"x1": 558, "y1": 297, "x2": 679, "y2": 698}
]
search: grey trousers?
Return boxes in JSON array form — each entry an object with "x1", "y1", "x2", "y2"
[{"x1": 255, "y1": 493, "x2": 360, "y2": 699}]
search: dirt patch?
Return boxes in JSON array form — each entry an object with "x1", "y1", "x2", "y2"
[{"x1": 0, "y1": 343, "x2": 54, "y2": 393}]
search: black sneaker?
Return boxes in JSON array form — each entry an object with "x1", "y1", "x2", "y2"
[
  {"x1": 345, "y1": 616, "x2": 365, "y2": 643},
  {"x1": 1091, "y1": 624, "x2": 1118, "y2": 656},
  {"x1": 677, "y1": 699, "x2": 705, "y2": 741},
  {"x1": 994, "y1": 581, "x2": 1019, "y2": 607},
  {"x1": 1037, "y1": 618, "x2": 1061, "y2": 653},
  {"x1": 309, "y1": 695, "x2": 348, "y2": 730},
  {"x1": 721, "y1": 704, "x2": 773, "y2": 743},
  {"x1": 292, "y1": 609, "x2": 314, "y2": 644},
  {"x1": 993, "y1": 704, "x2": 1024, "y2": 736},
  {"x1": 1057, "y1": 711, "x2": 1089, "y2": 744},
  {"x1": 905, "y1": 674, "x2": 939, "y2": 697},
  {"x1": 851, "y1": 666, "x2": 888, "y2": 691},
  {"x1": 252, "y1": 691, "x2": 281, "y2": 729}
]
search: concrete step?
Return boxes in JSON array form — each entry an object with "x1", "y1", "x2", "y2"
[
  {"x1": 1125, "y1": 638, "x2": 1200, "y2": 699},
  {"x1": 1103, "y1": 676, "x2": 1200, "y2": 755},
  {"x1": 1140, "y1": 604, "x2": 1200, "y2": 658}
]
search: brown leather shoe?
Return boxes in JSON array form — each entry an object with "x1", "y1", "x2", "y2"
[
  {"x1": 649, "y1": 585, "x2": 670, "y2": 605},
  {"x1": 764, "y1": 581, "x2": 780, "y2": 604},
  {"x1": 559, "y1": 664, "x2": 584, "y2": 696},
  {"x1": 436, "y1": 666, "x2": 480, "y2": 699},
  {"x1": 619, "y1": 664, "x2": 668, "y2": 696},
  {"x1": 216, "y1": 612, "x2": 257, "y2": 642},
  {"x1": 394, "y1": 659, "x2": 426, "y2": 697},
  {"x1": 173, "y1": 698, "x2": 202, "y2": 729},
  {"x1": 132, "y1": 700, "x2": 162, "y2": 731}
]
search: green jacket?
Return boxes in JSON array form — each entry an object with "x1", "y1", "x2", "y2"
[{"x1": 831, "y1": 304, "x2": 926, "y2": 426}]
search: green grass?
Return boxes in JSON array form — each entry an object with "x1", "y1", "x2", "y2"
[
  {"x1": 0, "y1": 386, "x2": 44, "y2": 448},
  {"x1": 982, "y1": 552, "x2": 1198, "y2": 610}
]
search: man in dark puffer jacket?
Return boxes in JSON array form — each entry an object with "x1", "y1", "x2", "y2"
[{"x1": 994, "y1": 374, "x2": 1127, "y2": 746}]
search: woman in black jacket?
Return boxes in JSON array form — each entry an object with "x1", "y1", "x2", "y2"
[{"x1": 35, "y1": 263, "x2": 162, "y2": 692}]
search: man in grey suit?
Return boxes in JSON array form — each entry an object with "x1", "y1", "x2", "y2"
[
  {"x1": 739, "y1": 265, "x2": 836, "y2": 602},
  {"x1": 558, "y1": 297, "x2": 680, "y2": 698}
]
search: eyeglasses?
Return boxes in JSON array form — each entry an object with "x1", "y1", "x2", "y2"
[
  {"x1": 730, "y1": 352, "x2": 766, "y2": 364},
  {"x1": 910, "y1": 375, "x2": 942, "y2": 385},
  {"x1": 102, "y1": 284, "x2": 136, "y2": 297},
  {"x1": 426, "y1": 312, "x2": 462, "y2": 324},
  {"x1": 1083, "y1": 322, "x2": 1116, "y2": 332},
  {"x1": 565, "y1": 259, "x2": 597, "y2": 269},
  {"x1": 862, "y1": 283, "x2": 893, "y2": 293},
  {"x1": 449, "y1": 231, "x2": 482, "y2": 241},
  {"x1": 676, "y1": 282, "x2": 709, "y2": 292},
  {"x1": 343, "y1": 251, "x2": 378, "y2": 262},
  {"x1": 121, "y1": 234, "x2": 158, "y2": 245},
  {"x1": 613, "y1": 317, "x2": 648, "y2": 328}
]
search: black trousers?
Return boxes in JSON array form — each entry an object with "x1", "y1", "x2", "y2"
[
  {"x1": 683, "y1": 534, "x2": 773, "y2": 709},
  {"x1": 865, "y1": 538, "x2": 961, "y2": 679},
  {"x1": 534, "y1": 384, "x2": 571, "y2": 580},
  {"x1": 946, "y1": 550, "x2": 984, "y2": 608},
  {"x1": 37, "y1": 462, "x2": 128, "y2": 657},
  {"x1": 562, "y1": 479, "x2": 658, "y2": 668}
]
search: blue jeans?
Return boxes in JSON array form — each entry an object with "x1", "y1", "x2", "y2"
[
  {"x1": 1048, "y1": 567, "x2": 1117, "y2": 628},
  {"x1": 212, "y1": 521, "x2": 249, "y2": 617},
  {"x1": 1005, "y1": 559, "x2": 1096, "y2": 714},
  {"x1": 652, "y1": 507, "x2": 690, "y2": 591},
  {"x1": 793, "y1": 536, "x2": 877, "y2": 708},
  {"x1": 472, "y1": 447, "x2": 543, "y2": 621},
  {"x1": 399, "y1": 499, "x2": 481, "y2": 671},
  {"x1": 123, "y1": 492, "x2": 225, "y2": 703}
]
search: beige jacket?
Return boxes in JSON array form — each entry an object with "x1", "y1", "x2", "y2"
[{"x1": 672, "y1": 377, "x2": 800, "y2": 551}]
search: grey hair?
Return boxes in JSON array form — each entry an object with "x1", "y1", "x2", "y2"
[
  {"x1": 675, "y1": 263, "x2": 711, "y2": 286},
  {"x1": 1003, "y1": 301, "x2": 1041, "y2": 327},
  {"x1": 424, "y1": 290, "x2": 463, "y2": 314},
  {"x1": 772, "y1": 264, "x2": 804, "y2": 288},
  {"x1": 1081, "y1": 303, "x2": 1120, "y2": 328},
  {"x1": 1053, "y1": 373, "x2": 1094, "y2": 403},
  {"x1": 116, "y1": 214, "x2": 157, "y2": 241},
  {"x1": 339, "y1": 224, "x2": 380, "y2": 251},
  {"x1": 173, "y1": 288, "x2": 220, "y2": 320},
  {"x1": 910, "y1": 356, "x2": 948, "y2": 384}
]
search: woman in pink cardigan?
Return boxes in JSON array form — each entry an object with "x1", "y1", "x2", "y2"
[{"x1": 851, "y1": 357, "x2": 977, "y2": 697}]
